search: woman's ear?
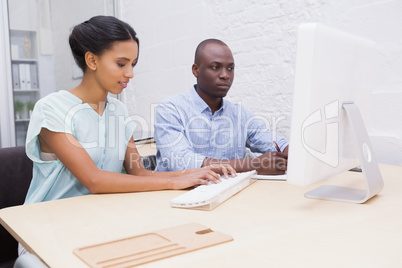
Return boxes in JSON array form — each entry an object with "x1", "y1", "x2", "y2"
[{"x1": 85, "y1": 52, "x2": 97, "y2": 71}]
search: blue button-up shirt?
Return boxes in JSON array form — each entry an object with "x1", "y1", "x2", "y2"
[{"x1": 154, "y1": 86, "x2": 288, "y2": 171}]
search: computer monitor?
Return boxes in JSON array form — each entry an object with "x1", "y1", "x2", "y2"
[{"x1": 286, "y1": 23, "x2": 384, "y2": 203}]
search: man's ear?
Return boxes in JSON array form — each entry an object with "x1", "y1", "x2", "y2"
[
  {"x1": 192, "y1": 64, "x2": 199, "y2": 78},
  {"x1": 85, "y1": 51, "x2": 97, "y2": 71}
]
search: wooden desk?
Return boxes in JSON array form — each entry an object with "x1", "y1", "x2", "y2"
[{"x1": 1, "y1": 164, "x2": 401, "y2": 268}]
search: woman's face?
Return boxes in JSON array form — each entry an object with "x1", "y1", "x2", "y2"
[{"x1": 94, "y1": 40, "x2": 139, "y2": 95}]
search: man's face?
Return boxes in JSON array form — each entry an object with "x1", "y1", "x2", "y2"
[{"x1": 192, "y1": 43, "x2": 235, "y2": 99}]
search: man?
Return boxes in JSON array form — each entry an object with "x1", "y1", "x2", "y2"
[{"x1": 154, "y1": 39, "x2": 288, "y2": 174}]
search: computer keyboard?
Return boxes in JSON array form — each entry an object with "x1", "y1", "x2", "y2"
[{"x1": 171, "y1": 170, "x2": 257, "y2": 210}]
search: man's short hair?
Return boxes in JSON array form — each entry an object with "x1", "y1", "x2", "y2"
[{"x1": 194, "y1": 39, "x2": 228, "y2": 64}]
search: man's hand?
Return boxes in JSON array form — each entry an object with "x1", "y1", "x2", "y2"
[{"x1": 255, "y1": 151, "x2": 288, "y2": 175}]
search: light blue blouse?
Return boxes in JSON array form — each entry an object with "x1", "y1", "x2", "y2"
[{"x1": 24, "y1": 90, "x2": 136, "y2": 204}]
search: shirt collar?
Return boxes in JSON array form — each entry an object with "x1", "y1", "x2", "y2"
[
  {"x1": 61, "y1": 90, "x2": 110, "y2": 105},
  {"x1": 189, "y1": 85, "x2": 227, "y2": 115}
]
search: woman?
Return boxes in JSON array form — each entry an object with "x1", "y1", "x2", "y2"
[{"x1": 24, "y1": 16, "x2": 235, "y2": 205}]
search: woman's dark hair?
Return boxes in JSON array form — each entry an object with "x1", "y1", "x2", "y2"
[{"x1": 69, "y1": 16, "x2": 139, "y2": 72}]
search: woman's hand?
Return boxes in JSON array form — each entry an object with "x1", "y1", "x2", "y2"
[
  {"x1": 203, "y1": 164, "x2": 237, "y2": 179},
  {"x1": 170, "y1": 168, "x2": 220, "y2": 190},
  {"x1": 169, "y1": 164, "x2": 236, "y2": 190}
]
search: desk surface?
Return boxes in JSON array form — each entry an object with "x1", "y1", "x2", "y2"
[{"x1": 1, "y1": 164, "x2": 402, "y2": 268}]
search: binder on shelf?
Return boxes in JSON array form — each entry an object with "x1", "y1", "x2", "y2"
[
  {"x1": 30, "y1": 63, "x2": 38, "y2": 89},
  {"x1": 24, "y1": 64, "x2": 31, "y2": 90},
  {"x1": 12, "y1": 63, "x2": 20, "y2": 90},
  {"x1": 18, "y1": 63, "x2": 27, "y2": 90},
  {"x1": 17, "y1": 63, "x2": 33, "y2": 90}
]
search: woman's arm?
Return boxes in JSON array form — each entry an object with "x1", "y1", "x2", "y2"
[
  {"x1": 39, "y1": 129, "x2": 225, "y2": 194},
  {"x1": 123, "y1": 137, "x2": 236, "y2": 179}
]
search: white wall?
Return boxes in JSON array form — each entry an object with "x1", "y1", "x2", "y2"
[
  {"x1": 49, "y1": 0, "x2": 115, "y2": 92},
  {"x1": 119, "y1": 0, "x2": 402, "y2": 165}
]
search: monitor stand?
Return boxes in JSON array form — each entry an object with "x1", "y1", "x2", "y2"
[{"x1": 304, "y1": 102, "x2": 384, "y2": 203}]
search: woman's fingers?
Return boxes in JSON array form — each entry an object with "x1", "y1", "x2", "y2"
[
  {"x1": 206, "y1": 164, "x2": 237, "y2": 179},
  {"x1": 205, "y1": 170, "x2": 221, "y2": 184}
]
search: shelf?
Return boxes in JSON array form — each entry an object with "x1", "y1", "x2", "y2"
[
  {"x1": 11, "y1": 58, "x2": 38, "y2": 63},
  {"x1": 15, "y1": 119, "x2": 30, "y2": 123},
  {"x1": 9, "y1": 29, "x2": 39, "y2": 147},
  {"x1": 13, "y1": 89, "x2": 40, "y2": 93},
  {"x1": 11, "y1": 58, "x2": 39, "y2": 91},
  {"x1": 9, "y1": 29, "x2": 37, "y2": 60}
]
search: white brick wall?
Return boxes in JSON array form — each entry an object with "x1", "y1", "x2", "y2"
[{"x1": 120, "y1": 0, "x2": 402, "y2": 165}]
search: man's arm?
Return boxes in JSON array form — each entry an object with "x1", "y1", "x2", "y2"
[
  {"x1": 202, "y1": 106, "x2": 288, "y2": 175},
  {"x1": 202, "y1": 150, "x2": 287, "y2": 175}
]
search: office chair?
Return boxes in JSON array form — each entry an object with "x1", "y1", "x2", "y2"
[
  {"x1": 142, "y1": 155, "x2": 156, "y2": 171},
  {"x1": 0, "y1": 147, "x2": 32, "y2": 268}
]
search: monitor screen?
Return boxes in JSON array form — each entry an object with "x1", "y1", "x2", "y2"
[{"x1": 286, "y1": 23, "x2": 383, "y2": 203}]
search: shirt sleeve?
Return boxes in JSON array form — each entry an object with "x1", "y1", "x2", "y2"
[
  {"x1": 243, "y1": 107, "x2": 289, "y2": 153},
  {"x1": 154, "y1": 101, "x2": 206, "y2": 171},
  {"x1": 25, "y1": 97, "x2": 74, "y2": 163}
]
